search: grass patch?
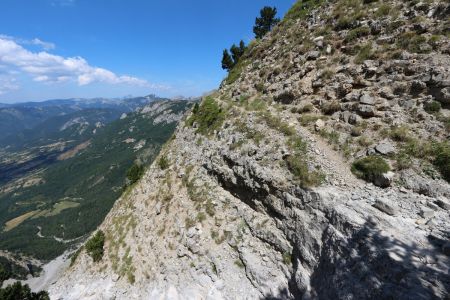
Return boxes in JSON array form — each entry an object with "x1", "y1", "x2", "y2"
[
  {"x1": 70, "y1": 246, "x2": 83, "y2": 267},
  {"x1": 284, "y1": 0, "x2": 324, "y2": 22},
  {"x1": 424, "y1": 101, "x2": 441, "y2": 114},
  {"x1": 389, "y1": 125, "x2": 411, "y2": 142},
  {"x1": 186, "y1": 96, "x2": 225, "y2": 135},
  {"x1": 345, "y1": 26, "x2": 370, "y2": 43},
  {"x1": 351, "y1": 156, "x2": 390, "y2": 182},
  {"x1": 397, "y1": 32, "x2": 428, "y2": 53},
  {"x1": 158, "y1": 155, "x2": 170, "y2": 170},
  {"x1": 355, "y1": 43, "x2": 374, "y2": 64},
  {"x1": 434, "y1": 142, "x2": 450, "y2": 182}
]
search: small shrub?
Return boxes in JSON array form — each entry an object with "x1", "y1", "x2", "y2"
[
  {"x1": 187, "y1": 96, "x2": 225, "y2": 135},
  {"x1": 351, "y1": 156, "x2": 390, "y2": 182},
  {"x1": 321, "y1": 101, "x2": 341, "y2": 115},
  {"x1": 395, "y1": 151, "x2": 413, "y2": 170},
  {"x1": 126, "y1": 164, "x2": 144, "y2": 185},
  {"x1": 357, "y1": 135, "x2": 373, "y2": 147},
  {"x1": 424, "y1": 101, "x2": 441, "y2": 113},
  {"x1": 397, "y1": 32, "x2": 428, "y2": 53},
  {"x1": 286, "y1": 156, "x2": 324, "y2": 188},
  {"x1": 85, "y1": 230, "x2": 105, "y2": 262},
  {"x1": 355, "y1": 43, "x2": 373, "y2": 64},
  {"x1": 282, "y1": 252, "x2": 292, "y2": 265},
  {"x1": 284, "y1": 0, "x2": 324, "y2": 22},
  {"x1": 70, "y1": 247, "x2": 83, "y2": 267},
  {"x1": 345, "y1": 26, "x2": 370, "y2": 42},
  {"x1": 0, "y1": 282, "x2": 49, "y2": 300},
  {"x1": 158, "y1": 155, "x2": 170, "y2": 170},
  {"x1": 434, "y1": 142, "x2": 450, "y2": 182},
  {"x1": 234, "y1": 259, "x2": 245, "y2": 268},
  {"x1": 389, "y1": 125, "x2": 411, "y2": 142},
  {"x1": 375, "y1": 4, "x2": 391, "y2": 17},
  {"x1": 299, "y1": 114, "x2": 321, "y2": 126},
  {"x1": 300, "y1": 103, "x2": 314, "y2": 113}
]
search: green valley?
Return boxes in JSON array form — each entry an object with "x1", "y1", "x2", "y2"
[{"x1": 0, "y1": 100, "x2": 192, "y2": 278}]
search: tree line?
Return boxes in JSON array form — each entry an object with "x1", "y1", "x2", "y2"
[{"x1": 222, "y1": 6, "x2": 280, "y2": 72}]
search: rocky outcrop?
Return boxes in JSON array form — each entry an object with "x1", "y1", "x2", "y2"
[{"x1": 51, "y1": 0, "x2": 450, "y2": 299}]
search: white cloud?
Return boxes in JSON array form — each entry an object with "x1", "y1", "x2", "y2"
[
  {"x1": 0, "y1": 35, "x2": 55, "y2": 50},
  {"x1": 30, "y1": 38, "x2": 55, "y2": 50},
  {"x1": 0, "y1": 36, "x2": 157, "y2": 88},
  {"x1": 0, "y1": 76, "x2": 19, "y2": 95}
]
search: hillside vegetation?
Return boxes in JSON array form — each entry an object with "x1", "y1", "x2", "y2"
[
  {"x1": 0, "y1": 100, "x2": 191, "y2": 265},
  {"x1": 52, "y1": 1, "x2": 450, "y2": 299}
]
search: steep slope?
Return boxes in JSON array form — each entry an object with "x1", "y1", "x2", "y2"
[
  {"x1": 0, "y1": 100, "x2": 191, "y2": 278},
  {"x1": 52, "y1": 1, "x2": 449, "y2": 299}
]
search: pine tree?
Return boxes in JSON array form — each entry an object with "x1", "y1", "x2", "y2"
[
  {"x1": 221, "y1": 49, "x2": 234, "y2": 71},
  {"x1": 253, "y1": 6, "x2": 280, "y2": 39},
  {"x1": 230, "y1": 40, "x2": 246, "y2": 64}
]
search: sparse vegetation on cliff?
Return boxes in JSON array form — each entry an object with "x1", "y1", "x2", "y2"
[{"x1": 85, "y1": 230, "x2": 105, "y2": 262}]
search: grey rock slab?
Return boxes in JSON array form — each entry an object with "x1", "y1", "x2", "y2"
[
  {"x1": 357, "y1": 104, "x2": 376, "y2": 118},
  {"x1": 360, "y1": 93, "x2": 375, "y2": 105},
  {"x1": 375, "y1": 141, "x2": 396, "y2": 155},
  {"x1": 373, "y1": 198, "x2": 398, "y2": 216},
  {"x1": 419, "y1": 207, "x2": 434, "y2": 219}
]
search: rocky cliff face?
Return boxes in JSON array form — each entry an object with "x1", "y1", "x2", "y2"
[{"x1": 51, "y1": 1, "x2": 449, "y2": 299}]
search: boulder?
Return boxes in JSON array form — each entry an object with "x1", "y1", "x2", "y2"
[
  {"x1": 359, "y1": 93, "x2": 375, "y2": 105},
  {"x1": 373, "y1": 197, "x2": 398, "y2": 216},
  {"x1": 357, "y1": 104, "x2": 376, "y2": 118},
  {"x1": 306, "y1": 51, "x2": 320, "y2": 60},
  {"x1": 373, "y1": 171, "x2": 395, "y2": 188},
  {"x1": 419, "y1": 207, "x2": 434, "y2": 219},
  {"x1": 315, "y1": 119, "x2": 325, "y2": 131},
  {"x1": 375, "y1": 141, "x2": 396, "y2": 155},
  {"x1": 313, "y1": 36, "x2": 324, "y2": 48}
]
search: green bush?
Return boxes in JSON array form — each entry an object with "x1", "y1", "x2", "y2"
[
  {"x1": 351, "y1": 156, "x2": 390, "y2": 182},
  {"x1": 0, "y1": 282, "x2": 49, "y2": 300},
  {"x1": 187, "y1": 96, "x2": 225, "y2": 135},
  {"x1": 158, "y1": 155, "x2": 170, "y2": 170},
  {"x1": 126, "y1": 164, "x2": 144, "y2": 185},
  {"x1": 85, "y1": 230, "x2": 105, "y2": 262},
  {"x1": 424, "y1": 101, "x2": 441, "y2": 113}
]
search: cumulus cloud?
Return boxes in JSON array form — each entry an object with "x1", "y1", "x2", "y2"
[{"x1": 0, "y1": 36, "x2": 156, "y2": 88}]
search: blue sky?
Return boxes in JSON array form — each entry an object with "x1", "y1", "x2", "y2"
[{"x1": 0, "y1": 0, "x2": 294, "y2": 103}]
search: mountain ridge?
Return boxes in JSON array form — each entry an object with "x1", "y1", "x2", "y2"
[{"x1": 51, "y1": 0, "x2": 450, "y2": 299}]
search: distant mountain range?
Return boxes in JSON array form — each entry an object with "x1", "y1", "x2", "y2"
[{"x1": 0, "y1": 95, "x2": 166, "y2": 140}]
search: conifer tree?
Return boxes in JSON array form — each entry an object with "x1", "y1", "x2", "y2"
[
  {"x1": 221, "y1": 49, "x2": 234, "y2": 71},
  {"x1": 253, "y1": 6, "x2": 280, "y2": 39}
]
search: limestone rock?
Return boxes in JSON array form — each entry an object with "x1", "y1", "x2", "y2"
[
  {"x1": 375, "y1": 141, "x2": 396, "y2": 155},
  {"x1": 373, "y1": 198, "x2": 398, "y2": 216}
]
